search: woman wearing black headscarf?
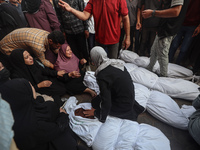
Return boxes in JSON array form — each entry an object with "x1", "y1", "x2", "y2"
[
  {"x1": 9, "y1": 48, "x2": 67, "y2": 98},
  {"x1": 0, "y1": 78, "x2": 80, "y2": 150}
]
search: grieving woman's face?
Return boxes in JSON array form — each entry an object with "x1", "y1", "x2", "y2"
[
  {"x1": 65, "y1": 46, "x2": 72, "y2": 58},
  {"x1": 23, "y1": 51, "x2": 34, "y2": 65}
]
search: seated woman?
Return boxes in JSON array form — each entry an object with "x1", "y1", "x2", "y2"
[
  {"x1": 0, "y1": 78, "x2": 81, "y2": 150},
  {"x1": 54, "y1": 44, "x2": 96, "y2": 97},
  {"x1": 9, "y1": 48, "x2": 67, "y2": 99}
]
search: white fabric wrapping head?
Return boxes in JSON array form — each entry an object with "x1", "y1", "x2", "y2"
[{"x1": 90, "y1": 46, "x2": 125, "y2": 76}]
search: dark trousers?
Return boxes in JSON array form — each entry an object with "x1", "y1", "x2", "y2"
[
  {"x1": 65, "y1": 32, "x2": 89, "y2": 63},
  {"x1": 88, "y1": 33, "x2": 95, "y2": 52},
  {"x1": 134, "y1": 29, "x2": 141, "y2": 54},
  {"x1": 119, "y1": 26, "x2": 135, "y2": 51},
  {"x1": 95, "y1": 41, "x2": 119, "y2": 59},
  {"x1": 140, "y1": 27, "x2": 157, "y2": 56}
]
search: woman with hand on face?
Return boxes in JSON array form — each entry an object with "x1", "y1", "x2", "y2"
[
  {"x1": 54, "y1": 43, "x2": 97, "y2": 97},
  {"x1": 0, "y1": 78, "x2": 81, "y2": 150},
  {"x1": 9, "y1": 49, "x2": 67, "y2": 103}
]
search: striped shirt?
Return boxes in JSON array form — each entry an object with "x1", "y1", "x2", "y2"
[{"x1": 0, "y1": 28, "x2": 52, "y2": 67}]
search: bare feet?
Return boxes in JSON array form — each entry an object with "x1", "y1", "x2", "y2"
[{"x1": 84, "y1": 88, "x2": 97, "y2": 98}]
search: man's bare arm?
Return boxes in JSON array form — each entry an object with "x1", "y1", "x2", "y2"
[
  {"x1": 136, "y1": 7, "x2": 142, "y2": 30},
  {"x1": 142, "y1": 5, "x2": 182, "y2": 19},
  {"x1": 58, "y1": 0, "x2": 91, "y2": 21},
  {"x1": 122, "y1": 15, "x2": 130, "y2": 49}
]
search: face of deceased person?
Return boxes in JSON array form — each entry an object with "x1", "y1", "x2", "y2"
[{"x1": 23, "y1": 51, "x2": 34, "y2": 65}]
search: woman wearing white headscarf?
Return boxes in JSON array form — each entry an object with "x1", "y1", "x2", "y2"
[{"x1": 83, "y1": 46, "x2": 144, "y2": 123}]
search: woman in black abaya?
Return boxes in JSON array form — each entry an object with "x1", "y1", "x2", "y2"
[
  {"x1": 0, "y1": 78, "x2": 80, "y2": 150},
  {"x1": 9, "y1": 48, "x2": 67, "y2": 97}
]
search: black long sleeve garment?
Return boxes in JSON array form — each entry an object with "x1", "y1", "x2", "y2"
[
  {"x1": 92, "y1": 65, "x2": 144, "y2": 123},
  {"x1": 58, "y1": 70, "x2": 87, "y2": 95},
  {"x1": 11, "y1": 60, "x2": 66, "y2": 97}
]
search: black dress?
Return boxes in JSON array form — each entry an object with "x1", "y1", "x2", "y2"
[
  {"x1": 0, "y1": 78, "x2": 79, "y2": 150},
  {"x1": 58, "y1": 70, "x2": 87, "y2": 95},
  {"x1": 9, "y1": 49, "x2": 67, "y2": 97}
]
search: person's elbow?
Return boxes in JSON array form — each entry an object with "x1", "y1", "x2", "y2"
[
  {"x1": 172, "y1": 5, "x2": 182, "y2": 17},
  {"x1": 82, "y1": 11, "x2": 91, "y2": 21},
  {"x1": 122, "y1": 15, "x2": 129, "y2": 22}
]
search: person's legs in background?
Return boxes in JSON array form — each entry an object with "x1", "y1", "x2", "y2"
[
  {"x1": 186, "y1": 34, "x2": 200, "y2": 71},
  {"x1": 175, "y1": 26, "x2": 196, "y2": 65},
  {"x1": 66, "y1": 33, "x2": 81, "y2": 59},
  {"x1": 147, "y1": 28, "x2": 157, "y2": 57},
  {"x1": 118, "y1": 28, "x2": 125, "y2": 51},
  {"x1": 66, "y1": 32, "x2": 89, "y2": 65},
  {"x1": 88, "y1": 33, "x2": 95, "y2": 51},
  {"x1": 168, "y1": 28, "x2": 184, "y2": 63},
  {"x1": 134, "y1": 29, "x2": 141, "y2": 54},
  {"x1": 147, "y1": 35, "x2": 159, "y2": 72},
  {"x1": 95, "y1": 41, "x2": 119, "y2": 59},
  {"x1": 127, "y1": 26, "x2": 135, "y2": 51},
  {"x1": 139, "y1": 27, "x2": 148, "y2": 56},
  {"x1": 107, "y1": 43, "x2": 119, "y2": 58},
  {"x1": 157, "y1": 36, "x2": 173, "y2": 77},
  {"x1": 77, "y1": 32, "x2": 90, "y2": 65}
]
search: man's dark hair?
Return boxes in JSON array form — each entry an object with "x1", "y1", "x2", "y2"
[{"x1": 48, "y1": 30, "x2": 65, "y2": 44}]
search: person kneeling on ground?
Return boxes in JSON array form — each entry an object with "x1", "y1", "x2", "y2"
[{"x1": 83, "y1": 46, "x2": 144, "y2": 123}]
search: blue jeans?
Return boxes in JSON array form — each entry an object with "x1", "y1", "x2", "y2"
[{"x1": 169, "y1": 26, "x2": 196, "y2": 64}]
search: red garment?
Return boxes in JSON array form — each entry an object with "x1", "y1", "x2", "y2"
[
  {"x1": 182, "y1": 0, "x2": 200, "y2": 26},
  {"x1": 84, "y1": 0, "x2": 128, "y2": 45},
  {"x1": 25, "y1": 0, "x2": 61, "y2": 32},
  {"x1": 54, "y1": 44, "x2": 80, "y2": 73}
]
